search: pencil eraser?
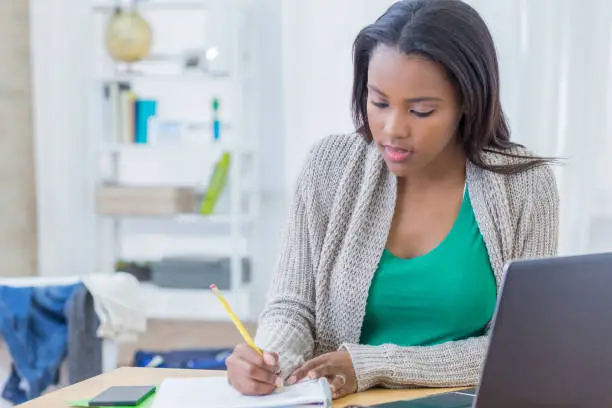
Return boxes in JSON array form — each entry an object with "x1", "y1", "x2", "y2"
[{"x1": 209, "y1": 284, "x2": 217, "y2": 290}]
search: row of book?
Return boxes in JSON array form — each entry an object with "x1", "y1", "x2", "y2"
[
  {"x1": 99, "y1": 83, "x2": 231, "y2": 216},
  {"x1": 103, "y1": 82, "x2": 157, "y2": 145}
]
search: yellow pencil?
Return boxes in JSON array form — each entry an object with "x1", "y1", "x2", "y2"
[
  {"x1": 210, "y1": 284, "x2": 263, "y2": 356},
  {"x1": 210, "y1": 284, "x2": 284, "y2": 390}
]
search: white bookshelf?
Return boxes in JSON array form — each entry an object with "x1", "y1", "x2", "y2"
[
  {"x1": 110, "y1": 213, "x2": 255, "y2": 224},
  {"x1": 96, "y1": 72, "x2": 232, "y2": 82},
  {"x1": 92, "y1": 0, "x2": 210, "y2": 11},
  {"x1": 88, "y1": 0, "x2": 259, "y2": 321},
  {"x1": 141, "y1": 283, "x2": 251, "y2": 321}
]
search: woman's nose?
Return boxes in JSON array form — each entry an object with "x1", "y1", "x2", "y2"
[{"x1": 383, "y1": 109, "x2": 410, "y2": 138}]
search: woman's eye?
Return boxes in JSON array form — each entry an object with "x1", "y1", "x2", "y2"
[
  {"x1": 371, "y1": 101, "x2": 388, "y2": 109},
  {"x1": 411, "y1": 110, "x2": 434, "y2": 118}
]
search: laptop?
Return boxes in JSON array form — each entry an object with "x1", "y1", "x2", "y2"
[{"x1": 370, "y1": 252, "x2": 612, "y2": 408}]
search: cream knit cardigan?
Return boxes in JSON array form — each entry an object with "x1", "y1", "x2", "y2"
[{"x1": 254, "y1": 133, "x2": 559, "y2": 391}]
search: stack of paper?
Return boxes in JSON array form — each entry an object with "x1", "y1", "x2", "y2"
[{"x1": 150, "y1": 376, "x2": 332, "y2": 408}]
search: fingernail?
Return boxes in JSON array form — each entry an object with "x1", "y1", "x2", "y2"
[
  {"x1": 263, "y1": 353, "x2": 275, "y2": 365},
  {"x1": 307, "y1": 371, "x2": 316, "y2": 379},
  {"x1": 275, "y1": 377, "x2": 284, "y2": 387},
  {"x1": 286, "y1": 375, "x2": 297, "y2": 385}
]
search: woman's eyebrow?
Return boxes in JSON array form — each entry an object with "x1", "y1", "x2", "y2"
[{"x1": 367, "y1": 85, "x2": 442, "y2": 103}]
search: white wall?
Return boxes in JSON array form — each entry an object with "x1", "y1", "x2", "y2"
[
  {"x1": 280, "y1": 0, "x2": 397, "y2": 193},
  {"x1": 249, "y1": 0, "x2": 287, "y2": 316},
  {"x1": 29, "y1": 0, "x2": 97, "y2": 277}
]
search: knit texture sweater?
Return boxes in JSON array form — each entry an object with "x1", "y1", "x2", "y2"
[{"x1": 254, "y1": 133, "x2": 559, "y2": 392}]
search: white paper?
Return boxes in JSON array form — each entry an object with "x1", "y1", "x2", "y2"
[{"x1": 150, "y1": 376, "x2": 331, "y2": 408}]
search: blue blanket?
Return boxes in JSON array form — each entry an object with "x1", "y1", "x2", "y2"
[{"x1": 0, "y1": 283, "x2": 81, "y2": 404}]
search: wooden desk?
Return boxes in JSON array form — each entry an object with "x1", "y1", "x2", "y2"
[{"x1": 18, "y1": 367, "x2": 455, "y2": 407}]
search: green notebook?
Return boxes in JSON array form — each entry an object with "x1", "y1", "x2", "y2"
[
  {"x1": 68, "y1": 390, "x2": 156, "y2": 408},
  {"x1": 200, "y1": 152, "x2": 231, "y2": 215}
]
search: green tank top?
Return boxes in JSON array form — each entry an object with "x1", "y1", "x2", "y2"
[{"x1": 360, "y1": 186, "x2": 497, "y2": 347}]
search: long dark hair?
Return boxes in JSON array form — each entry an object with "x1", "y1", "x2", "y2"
[{"x1": 351, "y1": 0, "x2": 554, "y2": 174}]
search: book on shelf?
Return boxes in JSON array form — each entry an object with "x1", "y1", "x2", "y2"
[
  {"x1": 104, "y1": 82, "x2": 157, "y2": 145},
  {"x1": 97, "y1": 185, "x2": 199, "y2": 216},
  {"x1": 200, "y1": 152, "x2": 230, "y2": 215}
]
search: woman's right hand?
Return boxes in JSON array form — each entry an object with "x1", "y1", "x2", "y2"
[{"x1": 226, "y1": 343, "x2": 283, "y2": 396}]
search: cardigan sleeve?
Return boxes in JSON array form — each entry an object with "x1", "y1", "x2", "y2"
[
  {"x1": 341, "y1": 164, "x2": 560, "y2": 392},
  {"x1": 517, "y1": 165, "x2": 560, "y2": 258},
  {"x1": 253, "y1": 182, "x2": 316, "y2": 379},
  {"x1": 253, "y1": 138, "x2": 335, "y2": 379}
]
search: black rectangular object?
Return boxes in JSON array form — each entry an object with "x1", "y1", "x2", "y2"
[
  {"x1": 369, "y1": 390, "x2": 475, "y2": 408},
  {"x1": 89, "y1": 385, "x2": 156, "y2": 406},
  {"x1": 474, "y1": 253, "x2": 612, "y2": 408}
]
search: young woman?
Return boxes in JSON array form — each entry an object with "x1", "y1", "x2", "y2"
[{"x1": 226, "y1": 0, "x2": 559, "y2": 399}]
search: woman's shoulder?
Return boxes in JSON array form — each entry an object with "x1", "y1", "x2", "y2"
[
  {"x1": 306, "y1": 132, "x2": 369, "y2": 165},
  {"x1": 298, "y1": 133, "x2": 371, "y2": 188},
  {"x1": 293, "y1": 133, "x2": 375, "y2": 214},
  {"x1": 474, "y1": 144, "x2": 559, "y2": 213}
]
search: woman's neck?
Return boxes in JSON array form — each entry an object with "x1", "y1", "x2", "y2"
[{"x1": 397, "y1": 143, "x2": 467, "y2": 194}]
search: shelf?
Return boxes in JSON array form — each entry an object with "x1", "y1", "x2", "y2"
[
  {"x1": 92, "y1": 0, "x2": 209, "y2": 11},
  {"x1": 140, "y1": 283, "x2": 251, "y2": 321},
  {"x1": 109, "y1": 52, "x2": 220, "y2": 65},
  {"x1": 104, "y1": 213, "x2": 255, "y2": 224},
  {"x1": 96, "y1": 71, "x2": 230, "y2": 83},
  {"x1": 102, "y1": 120, "x2": 231, "y2": 132},
  {"x1": 98, "y1": 142, "x2": 255, "y2": 155},
  {"x1": 121, "y1": 234, "x2": 249, "y2": 260}
]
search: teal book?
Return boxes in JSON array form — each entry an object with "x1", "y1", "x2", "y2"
[{"x1": 134, "y1": 99, "x2": 157, "y2": 144}]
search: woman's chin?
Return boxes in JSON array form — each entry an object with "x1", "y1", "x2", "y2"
[{"x1": 384, "y1": 158, "x2": 418, "y2": 178}]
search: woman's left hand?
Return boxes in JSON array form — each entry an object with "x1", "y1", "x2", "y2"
[{"x1": 286, "y1": 351, "x2": 357, "y2": 399}]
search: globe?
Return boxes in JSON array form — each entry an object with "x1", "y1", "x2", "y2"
[{"x1": 105, "y1": 9, "x2": 153, "y2": 63}]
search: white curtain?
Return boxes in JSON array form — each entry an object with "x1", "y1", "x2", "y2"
[{"x1": 469, "y1": 0, "x2": 612, "y2": 255}]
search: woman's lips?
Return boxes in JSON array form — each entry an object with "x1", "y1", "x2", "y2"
[{"x1": 383, "y1": 145, "x2": 413, "y2": 162}]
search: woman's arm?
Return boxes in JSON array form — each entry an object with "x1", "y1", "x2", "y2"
[
  {"x1": 253, "y1": 138, "x2": 336, "y2": 379},
  {"x1": 342, "y1": 166, "x2": 560, "y2": 392},
  {"x1": 254, "y1": 185, "x2": 316, "y2": 379},
  {"x1": 342, "y1": 336, "x2": 487, "y2": 391}
]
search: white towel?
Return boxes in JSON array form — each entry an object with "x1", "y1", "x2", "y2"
[{"x1": 82, "y1": 272, "x2": 147, "y2": 341}]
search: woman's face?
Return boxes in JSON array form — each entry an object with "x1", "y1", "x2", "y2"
[{"x1": 366, "y1": 45, "x2": 464, "y2": 178}]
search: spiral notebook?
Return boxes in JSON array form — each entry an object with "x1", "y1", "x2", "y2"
[{"x1": 150, "y1": 376, "x2": 332, "y2": 408}]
